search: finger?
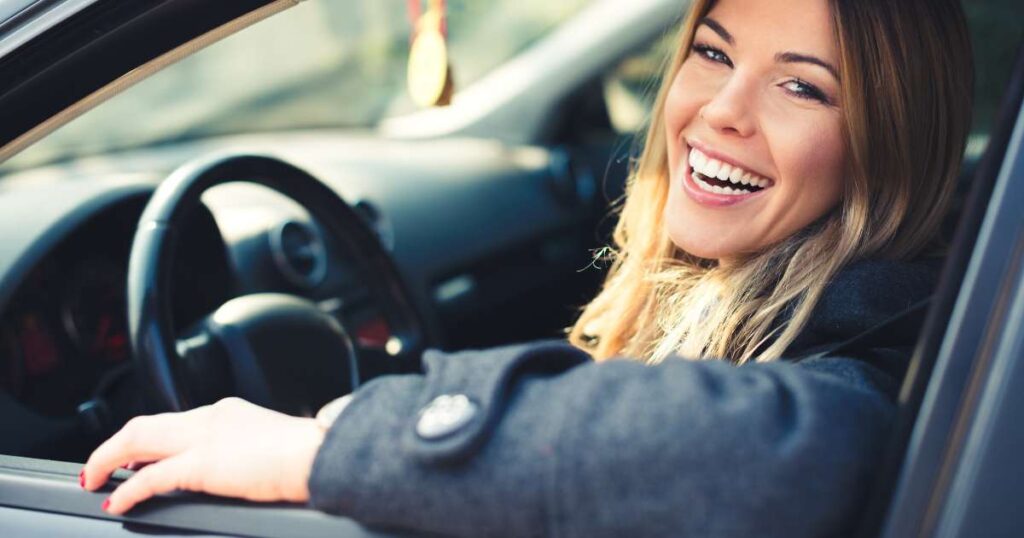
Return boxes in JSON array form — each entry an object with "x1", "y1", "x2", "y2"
[
  {"x1": 123, "y1": 461, "x2": 154, "y2": 472},
  {"x1": 103, "y1": 453, "x2": 199, "y2": 515},
  {"x1": 83, "y1": 413, "x2": 197, "y2": 491}
]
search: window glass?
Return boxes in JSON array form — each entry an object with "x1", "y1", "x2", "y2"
[
  {"x1": 0, "y1": 0, "x2": 591, "y2": 172},
  {"x1": 963, "y1": 0, "x2": 1023, "y2": 157}
]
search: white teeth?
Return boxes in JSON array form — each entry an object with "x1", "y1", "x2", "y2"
[
  {"x1": 704, "y1": 159, "x2": 721, "y2": 178},
  {"x1": 689, "y1": 148, "x2": 707, "y2": 170},
  {"x1": 687, "y1": 146, "x2": 769, "y2": 190},
  {"x1": 716, "y1": 164, "x2": 733, "y2": 181},
  {"x1": 692, "y1": 171, "x2": 746, "y2": 196}
]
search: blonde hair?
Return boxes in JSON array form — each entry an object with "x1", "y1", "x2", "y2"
[{"x1": 569, "y1": 0, "x2": 973, "y2": 364}]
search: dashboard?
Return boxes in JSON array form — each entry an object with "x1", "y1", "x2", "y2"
[
  {"x1": 0, "y1": 132, "x2": 620, "y2": 459},
  {"x1": 0, "y1": 196, "x2": 231, "y2": 418}
]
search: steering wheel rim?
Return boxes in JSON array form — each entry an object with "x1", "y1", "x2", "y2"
[{"x1": 128, "y1": 153, "x2": 429, "y2": 413}]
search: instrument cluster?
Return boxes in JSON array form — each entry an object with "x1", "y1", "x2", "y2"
[
  {"x1": 0, "y1": 197, "x2": 232, "y2": 417},
  {"x1": 0, "y1": 257, "x2": 129, "y2": 416}
]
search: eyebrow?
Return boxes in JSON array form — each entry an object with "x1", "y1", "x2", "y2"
[
  {"x1": 776, "y1": 52, "x2": 841, "y2": 82},
  {"x1": 700, "y1": 17, "x2": 734, "y2": 45},
  {"x1": 698, "y1": 17, "x2": 840, "y2": 82}
]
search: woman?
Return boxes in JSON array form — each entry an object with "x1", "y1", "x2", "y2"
[{"x1": 81, "y1": 0, "x2": 973, "y2": 536}]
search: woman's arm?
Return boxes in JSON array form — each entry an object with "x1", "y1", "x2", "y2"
[
  {"x1": 308, "y1": 341, "x2": 899, "y2": 538},
  {"x1": 81, "y1": 339, "x2": 899, "y2": 536}
]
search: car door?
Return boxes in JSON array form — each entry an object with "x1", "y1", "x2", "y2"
[{"x1": 867, "y1": 47, "x2": 1024, "y2": 538}]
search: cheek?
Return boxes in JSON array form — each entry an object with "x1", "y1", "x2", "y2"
[
  {"x1": 767, "y1": 115, "x2": 846, "y2": 235},
  {"x1": 777, "y1": 118, "x2": 845, "y2": 196}
]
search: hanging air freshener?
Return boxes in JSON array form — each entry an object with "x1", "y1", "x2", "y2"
[{"x1": 407, "y1": 0, "x2": 453, "y2": 107}]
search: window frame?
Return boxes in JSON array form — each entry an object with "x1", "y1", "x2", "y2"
[
  {"x1": 867, "y1": 47, "x2": 1024, "y2": 538},
  {"x1": 0, "y1": 0, "x2": 289, "y2": 164}
]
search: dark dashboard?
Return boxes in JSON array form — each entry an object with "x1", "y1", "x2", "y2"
[
  {"x1": 0, "y1": 195, "x2": 231, "y2": 419},
  {"x1": 0, "y1": 133, "x2": 622, "y2": 460}
]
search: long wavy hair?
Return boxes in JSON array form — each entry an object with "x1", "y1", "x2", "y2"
[{"x1": 569, "y1": 0, "x2": 973, "y2": 364}]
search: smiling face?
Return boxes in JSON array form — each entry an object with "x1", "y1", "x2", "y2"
[{"x1": 663, "y1": 0, "x2": 846, "y2": 262}]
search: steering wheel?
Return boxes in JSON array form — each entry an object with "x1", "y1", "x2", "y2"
[{"x1": 127, "y1": 154, "x2": 429, "y2": 415}]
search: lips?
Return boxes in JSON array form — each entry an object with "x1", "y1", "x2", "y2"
[{"x1": 678, "y1": 144, "x2": 773, "y2": 207}]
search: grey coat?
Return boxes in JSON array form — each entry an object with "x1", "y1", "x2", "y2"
[{"x1": 308, "y1": 258, "x2": 942, "y2": 537}]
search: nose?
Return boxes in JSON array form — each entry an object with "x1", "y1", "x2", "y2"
[{"x1": 699, "y1": 74, "x2": 757, "y2": 138}]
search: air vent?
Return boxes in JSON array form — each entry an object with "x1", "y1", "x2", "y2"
[{"x1": 269, "y1": 220, "x2": 327, "y2": 288}]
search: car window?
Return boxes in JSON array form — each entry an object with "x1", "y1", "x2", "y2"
[
  {"x1": 0, "y1": 0, "x2": 591, "y2": 173},
  {"x1": 604, "y1": 0, "x2": 1024, "y2": 163},
  {"x1": 0, "y1": 0, "x2": 35, "y2": 24},
  {"x1": 965, "y1": 0, "x2": 1024, "y2": 146}
]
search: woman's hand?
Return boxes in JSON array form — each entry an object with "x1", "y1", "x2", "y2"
[{"x1": 81, "y1": 397, "x2": 325, "y2": 515}]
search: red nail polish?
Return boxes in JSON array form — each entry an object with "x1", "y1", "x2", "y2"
[
  {"x1": 101, "y1": 498, "x2": 111, "y2": 511},
  {"x1": 79, "y1": 470, "x2": 85, "y2": 489}
]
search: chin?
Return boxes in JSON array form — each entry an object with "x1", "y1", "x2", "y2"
[
  {"x1": 667, "y1": 228, "x2": 746, "y2": 261},
  {"x1": 675, "y1": 245, "x2": 737, "y2": 262},
  {"x1": 663, "y1": 205, "x2": 746, "y2": 261}
]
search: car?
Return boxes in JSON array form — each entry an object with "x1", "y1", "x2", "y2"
[{"x1": 0, "y1": 0, "x2": 1021, "y2": 536}]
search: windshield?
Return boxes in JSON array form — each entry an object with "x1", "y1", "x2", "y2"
[{"x1": 1, "y1": 0, "x2": 590, "y2": 172}]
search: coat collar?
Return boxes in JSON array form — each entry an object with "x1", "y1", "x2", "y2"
[{"x1": 782, "y1": 257, "x2": 944, "y2": 358}]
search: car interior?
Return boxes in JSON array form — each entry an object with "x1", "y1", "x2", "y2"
[
  {"x1": 0, "y1": 0, "x2": 1020, "y2": 537},
  {"x1": 0, "y1": 0, "x2": 633, "y2": 460}
]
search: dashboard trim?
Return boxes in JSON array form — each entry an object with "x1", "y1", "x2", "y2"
[{"x1": 0, "y1": 454, "x2": 412, "y2": 538}]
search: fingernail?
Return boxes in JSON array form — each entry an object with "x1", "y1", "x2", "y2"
[
  {"x1": 101, "y1": 498, "x2": 111, "y2": 512},
  {"x1": 79, "y1": 470, "x2": 85, "y2": 489}
]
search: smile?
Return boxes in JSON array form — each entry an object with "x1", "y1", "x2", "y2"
[{"x1": 688, "y1": 147, "x2": 773, "y2": 195}]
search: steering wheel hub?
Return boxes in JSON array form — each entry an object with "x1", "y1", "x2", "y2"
[{"x1": 185, "y1": 294, "x2": 358, "y2": 417}]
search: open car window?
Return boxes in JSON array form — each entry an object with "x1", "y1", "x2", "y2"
[{"x1": 0, "y1": 0, "x2": 591, "y2": 174}]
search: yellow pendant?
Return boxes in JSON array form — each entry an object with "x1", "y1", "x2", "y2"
[{"x1": 407, "y1": 9, "x2": 452, "y2": 108}]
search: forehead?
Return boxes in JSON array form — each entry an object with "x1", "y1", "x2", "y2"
[{"x1": 704, "y1": 0, "x2": 839, "y2": 61}]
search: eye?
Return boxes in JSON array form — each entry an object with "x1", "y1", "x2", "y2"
[
  {"x1": 781, "y1": 79, "x2": 831, "y2": 105},
  {"x1": 692, "y1": 43, "x2": 733, "y2": 68}
]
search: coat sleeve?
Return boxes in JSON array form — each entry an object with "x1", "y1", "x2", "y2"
[{"x1": 307, "y1": 340, "x2": 900, "y2": 538}]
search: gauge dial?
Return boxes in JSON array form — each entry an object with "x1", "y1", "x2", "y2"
[{"x1": 60, "y1": 260, "x2": 129, "y2": 362}]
